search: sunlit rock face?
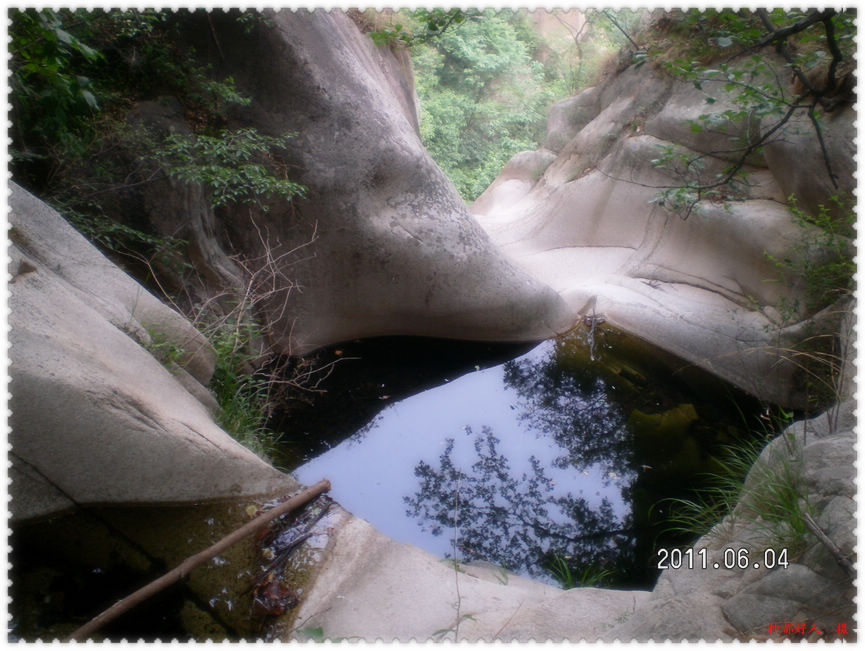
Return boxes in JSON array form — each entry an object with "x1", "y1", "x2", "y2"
[
  {"x1": 157, "y1": 9, "x2": 575, "y2": 356},
  {"x1": 472, "y1": 63, "x2": 854, "y2": 410}
]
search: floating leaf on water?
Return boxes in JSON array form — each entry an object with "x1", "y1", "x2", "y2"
[{"x1": 252, "y1": 577, "x2": 298, "y2": 617}]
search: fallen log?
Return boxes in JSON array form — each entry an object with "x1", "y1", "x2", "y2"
[{"x1": 66, "y1": 479, "x2": 331, "y2": 642}]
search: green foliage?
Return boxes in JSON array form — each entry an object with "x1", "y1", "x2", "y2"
[
  {"x1": 761, "y1": 195, "x2": 854, "y2": 411},
  {"x1": 206, "y1": 317, "x2": 281, "y2": 462},
  {"x1": 143, "y1": 327, "x2": 186, "y2": 368},
  {"x1": 411, "y1": 10, "x2": 569, "y2": 201},
  {"x1": 546, "y1": 554, "x2": 614, "y2": 589},
  {"x1": 9, "y1": 9, "x2": 306, "y2": 272},
  {"x1": 641, "y1": 9, "x2": 855, "y2": 218},
  {"x1": 10, "y1": 8, "x2": 103, "y2": 153},
  {"x1": 68, "y1": 207, "x2": 188, "y2": 265},
  {"x1": 559, "y1": 10, "x2": 644, "y2": 93},
  {"x1": 370, "y1": 9, "x2": 480, "y2": 47},
  {"x1": 152, "y1": 128, "x2": 306, "y2": 209},
  {"x1": 139, "y1": 317, "x2": 286, "y2": 465},
  {"x1": 767, "y1": 195, "x2": 855, "y2": 315},
  {"x1": 403, "y1": 9, "x2": 644, "y2": 201}
]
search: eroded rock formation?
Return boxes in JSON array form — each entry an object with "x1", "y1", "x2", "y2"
[
  {"x1": 132, "y1": 9, "x2": 574, "y2": 356},
  {"x1": 472, "y1": 63, "x2": 854, "y2": 410},
  {"x1": 8, "y1": 8, "x2": 855, "y2": 641}
]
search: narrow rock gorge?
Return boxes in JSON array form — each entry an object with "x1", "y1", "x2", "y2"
[{"x1": 8, "y1": 8, "x2": 855, "y2": 643}]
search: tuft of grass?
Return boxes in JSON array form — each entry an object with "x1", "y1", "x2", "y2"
[
  {"x1": 660, "y1": 435, "x2": 765, "y2": 542},
  {"x1": 660, "y1": 425, "x2": 814, "y2": 555},
  {"x1": 734, "y1": 431, "x2": 814, "y2": 552},
  {"x1": 547, "y1": 554, "x2": 614, "y2": 589},
  {"x1": 205, "y1": 317, "x2": 281, "y2": 462}
]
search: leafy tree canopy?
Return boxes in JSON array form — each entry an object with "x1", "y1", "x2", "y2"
[{"x1": 408, "y1": 10, "x2": 565, "y2": 201}]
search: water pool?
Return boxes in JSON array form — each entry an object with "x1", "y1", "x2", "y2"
[{"x1": 289, "y1": 326, "x2": 767, "y2": 587}]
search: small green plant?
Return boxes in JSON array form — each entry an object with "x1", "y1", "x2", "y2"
[
  {"x1": 547, "y1": 554, "x2": 614, "y2": 589},
  {"x1": 296, "y1": 625, "x2": 324, "y2": 642},
  {"x1": 204, "y1": 316, "x2": 280, "y2": 462},
  {"x1": 143, "y1": 327, "x2": 186, "y2": 368},
  {"x1": 439, "y1": 558, "x2": 465, "y2": 573}
]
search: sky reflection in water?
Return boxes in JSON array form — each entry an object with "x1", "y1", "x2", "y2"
[{"x1": 294, "y1": 337, "x2": 642, "y2": 584}]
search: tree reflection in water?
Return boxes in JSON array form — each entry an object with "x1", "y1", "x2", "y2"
[
  {"x1": 281, "y1": 325, "x2": 767, "y2": 588},
  {"x1": 403, "y1": 326, "x2": 759, "y2": 587},
  {"x1": 405, "y1": 425, "x2": 635, "y2": 583},
  {"x1": 404, "y1": 333, "x2": 651, "y2": 585}
]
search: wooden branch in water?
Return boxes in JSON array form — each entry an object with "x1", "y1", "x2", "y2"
[
  {"x1": 802, "y1": 512, "x2": 855, "y2": 580},
  {"x1": 66, "y1": 479, "x2": 332, "y2": 642}
]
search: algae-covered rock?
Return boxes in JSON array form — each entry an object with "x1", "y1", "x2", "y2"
[{"x1": 628, "y1": 403, "x2": 699, "y2": 440}]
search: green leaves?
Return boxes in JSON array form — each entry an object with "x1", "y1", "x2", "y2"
[
  {"x1": 205, "y1": 316, "x2": 280, "y2": 462},
  {"x1": 768, "y1": 195, "x2": 855, "y2": 314},
  {"x1": 370, "y1": 9, "x2": 480, "y2": 47},
  {"x1": 152, "y1": 128, "x2": 307, "y2": 209},
  {"x1": 10, "y1": 9, "x2": 105, "y2": 145},
  {"x1": 412, "y1": 10, "x2": 562, "y2": 200}
]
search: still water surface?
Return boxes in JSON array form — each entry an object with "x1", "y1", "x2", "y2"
[{"x1": 292, "y1": 327, "x2": 762, "y2": 587}]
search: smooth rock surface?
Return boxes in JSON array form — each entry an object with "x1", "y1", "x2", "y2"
[
  {"x1": 472, "y1": 62, "x2": 854, "y2": 409},
  {"x1": 8, "y1": 183, "x2": 299, "y2": 521},
  {"x1": 763, "y1": 107, "x2": 856, "y2": 220},
  {"x1": 286, "y1": 510, "x2": 649, "y2": 642},
  {"x1": 543, "y1": 88, "x2": 602, "y2": 153}
]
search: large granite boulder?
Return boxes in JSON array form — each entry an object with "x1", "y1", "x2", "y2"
[
  {"x1": 126, "y1": 9, "x2": 575, "y2": 356},
  {"x1": 543, "y1": 88, "x2": 602, "y2": 153},
  {"x1": 8, "y1": 183, "x2": 298, "y2": 522}
]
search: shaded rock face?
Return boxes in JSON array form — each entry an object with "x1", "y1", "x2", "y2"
[
  {"x1": 137, "y1": 9, "x2": 574, "y2": 356},
  {"x1": 763, "y1": 108, "x2": 856, "y2": 220},
  {"x1": 472, "y1": 61, "x2": 854, "y2": 409},
  {"x1": 8, "y1": 183, "x2": 298, "y2": 522}
]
